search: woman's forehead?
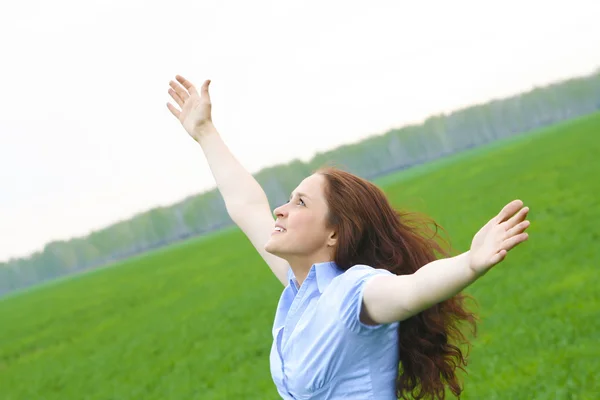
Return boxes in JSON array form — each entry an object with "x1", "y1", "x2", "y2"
[{"x1": 291, "y1": 174, "x2": 326, "y2": 199}]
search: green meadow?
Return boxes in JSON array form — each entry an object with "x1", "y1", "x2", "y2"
[{"x1": 1, "y1": 113, "x2": 599, "y2": 399}]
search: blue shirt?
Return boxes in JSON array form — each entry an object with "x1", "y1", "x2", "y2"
[{"x1": 270, "y1": 261, "x2": 400, "y2": 399}]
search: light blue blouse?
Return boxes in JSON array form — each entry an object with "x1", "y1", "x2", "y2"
[{"x1": 270, "y1": 261, "x2": 400, "y2": 399}]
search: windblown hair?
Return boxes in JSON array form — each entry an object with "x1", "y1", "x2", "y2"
[{"x1": 318, "y1": 167, "x2": 477, "y2": 400}]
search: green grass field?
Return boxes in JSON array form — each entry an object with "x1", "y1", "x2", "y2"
[{"x1": 1, "y1": 113, "x2": 599, "y2": 399}]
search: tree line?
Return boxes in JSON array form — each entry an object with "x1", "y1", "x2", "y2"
[{"x1": 1, "y1": 70, "x2": 599, "y2": 296}]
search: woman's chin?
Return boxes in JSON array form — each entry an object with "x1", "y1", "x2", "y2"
[
  {"x1": 265, "y1": 241, "x2": 287, "y2": 258},
  {"x1": 264, "y1": 240, "x2": 279, "y2": 255}
]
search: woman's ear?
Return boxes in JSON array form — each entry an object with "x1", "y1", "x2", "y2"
[{"x1": 327, "y1": 230, "x2": 337, "y2": 247}]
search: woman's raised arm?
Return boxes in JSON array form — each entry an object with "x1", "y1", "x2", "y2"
[
  {"x1": 167, "y1": 75, "x2": 289, "y2": 286},
  {"x1": 361, "y1": 200, "x2": 530, "y2": 324}
]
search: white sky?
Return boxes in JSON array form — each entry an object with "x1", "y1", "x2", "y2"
[{"x1": 1, "y1": 0, "x2": 599, "y2": 263}]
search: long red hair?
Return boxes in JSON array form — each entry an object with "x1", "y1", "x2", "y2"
[{"x1": 318, "y1": 167, "x2": 477, "y2": 400}]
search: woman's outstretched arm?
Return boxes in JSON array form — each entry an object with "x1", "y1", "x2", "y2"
[
  {"x1": 167, "y1": 75, "x2": 289, "y2": 286},
  {"x1": 362, "y1": 200, "x2": 531, "y2": 324}
]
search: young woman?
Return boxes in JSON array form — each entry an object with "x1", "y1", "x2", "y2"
[{"x1": 166, "y1": 76, "x2": 530, "y2": 400}]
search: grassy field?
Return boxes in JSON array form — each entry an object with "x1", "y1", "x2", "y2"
[{"x1": 1, "y1": 113, "x2": 599, "y2": 399}]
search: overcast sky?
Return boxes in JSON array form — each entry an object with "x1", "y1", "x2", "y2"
[{"x1": 1, "y1": 0, "x2": 599, "y2": 262}]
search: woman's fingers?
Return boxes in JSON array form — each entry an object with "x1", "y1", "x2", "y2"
[
  {"x1": 201, "y1": 79, "x2": 212, "y2": 102},
  {"x1": 496, "y1": 200, "x2": 524, "y2": 224},
  {"x1": 166, "y1": 102, "x2": 180, "y2": 119},
  {"x1": 502, "y1": 232, "x2": 529, "y2": 252},
  {"x1": 168, "y1": 88, "x2": 184, "y2": 108},
  {"x1": 506, "y1": 219, "x2": 530, "y2": 238},
  {"x1": 176, "y1": 75, "x2": 198, "y2": 97},
  {"x1": 169, "y1": 88, "x2": 185, "y2": 109},
  {"x1": 169, "y1": 80, "x2": 189, "y2": 103},
  {"x1": 504, "y1": 206, "x2": 529, "y2": 231},
  {"x1": 166, "y1": 75, "x2": 211, "y2": 126},
  {"x1": 489, "y1": 249, "x2": 508, "y2": 266}
]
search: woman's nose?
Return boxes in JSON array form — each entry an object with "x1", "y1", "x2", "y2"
[{"x1": 273, "y1": 203, "x2": 288, "y2": 218}]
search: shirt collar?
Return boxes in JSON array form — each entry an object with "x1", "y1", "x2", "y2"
[{"x1": 289, "y1": 261, "x2": 342, "y2": 294}]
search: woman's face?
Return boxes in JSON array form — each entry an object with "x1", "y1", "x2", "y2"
[{"x1": 264, "y1": 174, "x2": 336, "y2": 260}]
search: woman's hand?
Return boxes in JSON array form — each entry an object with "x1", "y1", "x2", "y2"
[
  {"x1": 468, "y1": 199, "x2": 530, "y2": 276},
  {"x1": 166, "y1": 75, "x2": 213, "y2": 141}
]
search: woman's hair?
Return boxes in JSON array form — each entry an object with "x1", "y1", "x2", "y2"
[{"x1": 318, "y1": 166, "x2": 477, "y2": 400}]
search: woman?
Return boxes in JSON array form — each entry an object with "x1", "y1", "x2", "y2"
[{"x1": 166, "y1": 76, "x2": 530, "y2": 399}]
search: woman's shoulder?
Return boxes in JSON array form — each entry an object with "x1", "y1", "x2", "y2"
[
  {"x1": 344, "y1": 264, "x2": 394, "y2": 277},
  {"x1": 332, "y1": 264, "x2": 394, "y2": 288}
]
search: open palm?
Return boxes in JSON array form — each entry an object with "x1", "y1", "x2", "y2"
[
  {"x1": 166, "y1": 75, "x2": 213, "y2": 141},
  {"x1": 469, "y1": 199, "x2": 530, "y2": 276}
]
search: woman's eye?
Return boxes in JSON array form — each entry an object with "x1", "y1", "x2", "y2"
[{"x1": 287, "y1": 196, "x2": 305, "y2": 206}]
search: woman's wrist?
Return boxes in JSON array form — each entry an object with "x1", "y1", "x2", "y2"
[{"x1": 193, "y1": 121, "x2": 218, "y2": 144}]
